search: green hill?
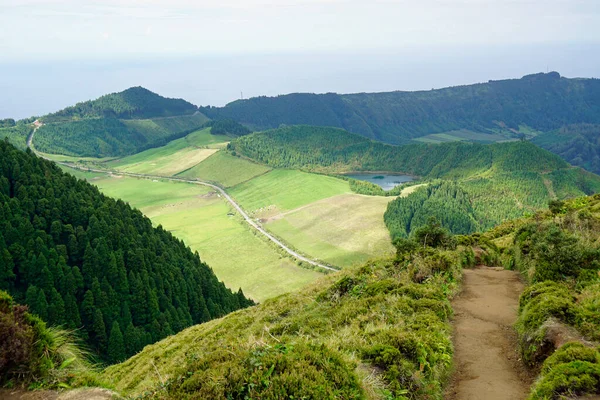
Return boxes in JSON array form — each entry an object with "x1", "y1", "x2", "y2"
[
  {"x1": 34, "y1": 113, "x2": 209, "y2": 157},
  {"x1": 230, "y1": 125, "x2": 600, "y2": 237},
  {"x1": 43, "y1": 87, "x2": 197, "y2": 122},
  {"x1": 32, "y1": 87, "x2": 209, "y2": 157},
  {"x1": 0, "y1": 141, "x2": 253, "y2": 363},
  {"x1": 202, "y1": 72, "x2": 600, "y2": 145}
]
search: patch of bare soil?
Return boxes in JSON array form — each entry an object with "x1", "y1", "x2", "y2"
[
  {"x1": 0, "y1": 388, "x2": 117, "y2": 400},
  {"x1": 446, "y1": 266, "x2": 535, "y2": 400}
]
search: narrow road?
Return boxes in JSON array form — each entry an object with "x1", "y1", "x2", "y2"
[
  {"x1": 446, "y1": 266, "x2": 533, "y2": 400},
  {"x1": 27, "y1": 125, "x2": 338, "y2": 272}
]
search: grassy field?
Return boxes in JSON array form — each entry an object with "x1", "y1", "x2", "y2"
[
  {"x1": 107, "y1": 128, "x2": 229, "y2": 175},
  {"x1": 60, "y1": 167, "x2": 321, "y2": 301},
  {"x1": 177, "y1": 151, "x2": 272, "y2": 187},
  {"x1": 229, "y1": 169, "x2": 351, "y2": 217},
  {"x1": 266, "y1": 194, "x2": 395, "y2": 267}
]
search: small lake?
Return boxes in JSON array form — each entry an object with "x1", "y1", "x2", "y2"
[{"x1": 346, "y1": 173, "x2": 414, "y2": 191}]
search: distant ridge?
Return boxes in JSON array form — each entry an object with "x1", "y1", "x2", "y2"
[{"x1": 201, "y1": 72, "x2": 600, "y2": 145}]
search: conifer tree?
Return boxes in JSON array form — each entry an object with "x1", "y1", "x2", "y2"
[{"x1": 107, "y1": 321, "x2": 125, "y2": 363}]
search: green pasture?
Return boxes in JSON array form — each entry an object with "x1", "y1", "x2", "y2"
[
  {"x1": 229, "y1": 169, "x2": 350, "y2": 216},
  {"x1": 177, "y1": 151, "x2": 271, "y2": 187},
  {"x1": 266, "y1": 193, "x2": 395, "y2": 267},
  {"x1": 61, "y1": 167, "x2": 321, "y2": 301}
]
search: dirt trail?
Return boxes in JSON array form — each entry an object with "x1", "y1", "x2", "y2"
[
  {"x1": 446, "y1": 266, "x2": 534, "y2": 400},
  {"x1": 0, "y1": 388, "x2": 116, "y2": 400}
]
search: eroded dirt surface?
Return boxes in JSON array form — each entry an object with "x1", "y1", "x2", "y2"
[
  {"x1": 0, "y1": 388, "x2": 116, "y2": 400},
  {"x1": 446, "y1": 266, "x2": 535, "y2": 400}
]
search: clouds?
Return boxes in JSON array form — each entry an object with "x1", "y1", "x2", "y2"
[{"x1": 0, "y1": 0, "x2": 598, "y2": 61}]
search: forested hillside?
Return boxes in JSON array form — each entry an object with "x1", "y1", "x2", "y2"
[
  {"x1": 231, "y1": 125, "x2": 568, "y2": 177},
  {"x1": 0, "y1": 140, "x2": 253, "y2": 363},
  {"x1": 43, "y1": 87, "x2": 197, "y2": 122},
  {"x1": 202, "y1": 72, "x2": 600, "y2": 144},
  {"x1": 31, "y1": 87, "x2": 209, "y2": 157},
  {"x1": 533, "y1": 124, "x2": 600, "y2": 174},
  {"x1": 0, "y1": 123, "x2": 32, "y2": 151},
  {"x1": 34, "y1": 113, "x2": 209, "y2": 157},
  {"x1": 231, "y1": 125, "x2": 600, "y2": 237}
]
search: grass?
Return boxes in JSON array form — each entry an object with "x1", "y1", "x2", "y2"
[
  {"x1": 229, "y1": 169, "x2": 351, "y2": 216},
  {"x1": 101, "y1": 245, "x2": 472, "y2": 399},
  {"x1": 61, "y1": 167, "x2": 321, "y2": 302},
  {"x1": 107, "y1": 128, "x2": 229, "y2": 176},
  {"x1": 177, "y1": 151, "x2": 272, "y2": 187},
  {"x1": 266, "y1": 194, "x2": 395, "y2": 268}
]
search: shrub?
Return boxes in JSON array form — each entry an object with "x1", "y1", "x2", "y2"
[
  {"x1": 0, "y1": 290, "x2": 96, "y2": 388},
  {"x1": 529, "y1": 343, "x2": 600, "y2": 400}
]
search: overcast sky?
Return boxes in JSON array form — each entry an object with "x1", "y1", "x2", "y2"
[{"x1": 1, "y1": 0, "x2": 599, "y2": 118}]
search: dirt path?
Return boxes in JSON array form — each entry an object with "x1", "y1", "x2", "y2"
[
  {"x1": 0, "y1": 388, "x2": 116, "y2": 400},
  {"x1": 446, "y1": 266, "x2": 534, "y2": 400}
]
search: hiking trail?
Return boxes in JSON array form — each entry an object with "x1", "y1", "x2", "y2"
[{"x1": 446, "y1": 266, "x2": 535, "y2": 400}]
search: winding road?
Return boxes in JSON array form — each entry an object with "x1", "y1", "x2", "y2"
[{"x1": 28, "y1": 123, "x2": 339, "y2": 272}]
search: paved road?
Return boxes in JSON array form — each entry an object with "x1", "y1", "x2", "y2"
[{"x1": 28, "y1": 125, "x2": 339, "y2": 272}]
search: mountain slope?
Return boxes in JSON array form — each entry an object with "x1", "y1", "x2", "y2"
[
  {"x1": 0, "y1": 141, "x2": 253, "y2": 362},
  {"x1": 230, "y1": 125, "x2": 600, "y2": 236},
  {"x1": 202, "y1": 72, "x2": 600, "y2": 145},
  {"x1": 43, "y1": 87, "x2": 197, "y2": 122},
  {"x1": 34, "y1": 113, "x2": 209, "y2": 157},
  {"x1": 102, "y1": 241, "x2": 473, "y2": 399},
  {"x1": 533, "y1": 123, "x2": 600, "y2": 175},
  {"x1": 32, "y1": 87, "x2": 209, "y2": 157}
]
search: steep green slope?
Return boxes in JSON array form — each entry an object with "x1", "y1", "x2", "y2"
[
  {"x1": 0, "y1": 123, "x2": 32, "y2": 150},
  {"x1": 231, "y1": 125, "x2": 600, "y2": 237},
  {"x1": 0, "y1": 141, "x2": 253, "y2": 363},
  {"x1": 202, "y1": 72, "x2": 600, "y2": 144},
  {"x1": 34, "y1": 113, "x2": 209, "y2": 157},
  {"x1": 103, "y1": 241, "x2": 474, "y2": 399},
  {"x1": 33, "y1": 87, "x2": 208, "y2": 157},
  {"x1": 43, "y1": 87, "x2": 197, "y2": 122}
]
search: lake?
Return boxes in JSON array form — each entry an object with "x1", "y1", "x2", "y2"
[{"x1": 346, "y1": 173, "x2": 414, "y2": 191}]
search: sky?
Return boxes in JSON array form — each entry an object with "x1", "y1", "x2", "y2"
[{"x1": 1, "y1": 0, "x2": 599, "y2": 118}]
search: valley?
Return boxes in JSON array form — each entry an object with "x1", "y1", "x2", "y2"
[{"x1": 2, "y1": 77, "x2": 600, "y2": 399}]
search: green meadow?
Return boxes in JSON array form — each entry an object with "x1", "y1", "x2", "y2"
[
  {"x1": 266, "y1": 194, "x2": 395, "y2": 267},
  {"x1": 60, "y1": 167, "x2": 321, "y2": 301},
  {"x1": 177, "y1": 151, "x2": 272, "y2": 187},
  {"x1": 229, "y1": 169, "x2": 351, "y2": 216},
  {"x1": 107, "y1": 128, "x2": 230, "y2": 175}
]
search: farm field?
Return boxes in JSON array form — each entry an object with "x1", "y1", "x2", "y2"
[
  {"x1": 177, "y1": 151, "x2": 272, "y2": 187},
  {"x1": 266, "y1": 193, "x2": 395, "y2": 267},
  {"x1": 60, "y1": 167, "x2": 321, "y2": 301},
  {"x1": 107, "y1": 128, "x2": 229, "y2": 175},
  {"x1": 229, "y1": 169, "x2": 351, "y2": 217}
]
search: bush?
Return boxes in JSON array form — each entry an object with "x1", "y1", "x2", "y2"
[
  {"x1": 0, "y1": 290, "x2": 96, "y2": 388},
  {"x1": 529, "y1": 343, "x2": 600, "y2": 400}
]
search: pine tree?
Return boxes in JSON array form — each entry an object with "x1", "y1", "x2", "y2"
[
  {"x1": 107, "y1": 321, "x2": 125, "y2": 363},
  {"x1": 47, "y1": 288, "x2": 65, "y2": 325},
  {"x1": 92, "y1": 309, "x2": 107, "y2": 353},
  {"x1": 81, "y1": 290, "x2": 95, "y2": 328}
]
